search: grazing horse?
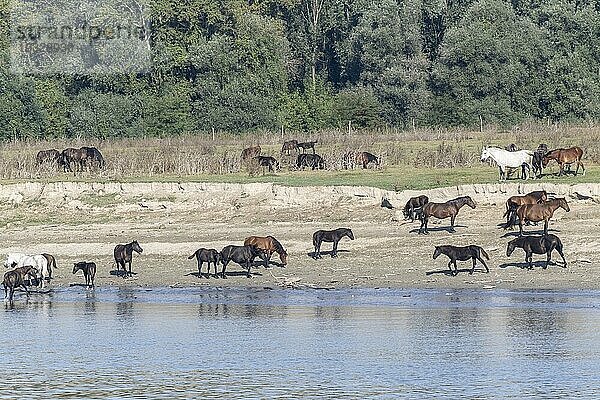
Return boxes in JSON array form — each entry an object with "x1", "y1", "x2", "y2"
[
  {"x1": 433, "y1": 245, "x2": 490, "y2": 276},
  {"x1": 61, "y1": 147, "x2": 88, "y2": 173},
  {"x1": 505, "y1": 143, "x2": 518, "y2": 152},
  {"x1": 419, "y1": 196, "x2": 476, "y2": 234},
  {"x1": 355, "y1": 152, "x2": 380, "y2": 169},
  {"x1": 241, "y1": 146, "x2": 261, "y2": 161},
  {"x1": 254, "y1": 156, "x2": 279, "y2": 173},
  {"x1": 81, "y1": 146, "x2": 106, "y2": 169},
  {"x1": 515, "y1": 198, "x2": 570, "y2": 236},
  {"x1": 542, "y1": 147, "x2": 585, "y2": 176},
  {"x1": 503, "y1": 190, "x2": 548, "y2": 228},
  {"x1": 281, "y1": 140, "x2": 299, "y2": 155},
  {"x1": 297, "y1": 153, "x2": 325, "y2": 170},
  {"x1": 244, "y1": 236, "x2": 288, "y2": 267},
  {"x1": 312, "y1": 228, "x2": 354, "y2": 259},
  {"x1": 507, "y1": 234, "x2": 566, "y2": 269},
  {"x1": 480, "y1": 147, "x2": 533, "y2": 181},
  {"x1": 297, "y1": 141, "x2": 317, "y2": 154},
  {"x1": 3, "y1": 266, "x2": 36, "y2": 303},
  {"x1": 36, "y1": 149, "x2": 61, "y2": 166},
  {"x1": 403, "y1": 195, "x2": 429, "y2": 222},
  {"x1": 114, "y1": 240, "x2": 143, "y2": 278},
  {"x1": 219, "y1": 245, "x2": 267, "y2": 278},
  {"x1": 188, "y1": 248, "x2": 220, "y2": 277},
  {"x1": 72, "y1": 262, "x2": 96, "y2": 288}
]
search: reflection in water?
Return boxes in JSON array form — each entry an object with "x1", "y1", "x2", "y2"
[{"x1": 1, "y1": 288, "x2": 600, "y2": 399}]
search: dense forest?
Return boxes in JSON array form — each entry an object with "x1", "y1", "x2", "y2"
[{"x1": 1, "y1": 0, "x2": 600, "y2": 139}]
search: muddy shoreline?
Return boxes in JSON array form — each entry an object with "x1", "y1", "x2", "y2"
[{"x1": 0, "y1": 181, "x2": 598, "y2": 291}]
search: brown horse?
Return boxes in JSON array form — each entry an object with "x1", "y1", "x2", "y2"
[
  {"x1": 355, "y1": 152, "x2": 380, "y2": 169},
  {"x1": 516, "y1": 198, "x2": 570, "y2": 236},
  {"x1": 241, "y1": 146, "x2": 261, "y2": 161},
  {"x1": 244, "y1": 236, "x2": 288, "y2": 267},
  {"x1": 503, "y1": 190, "x2": 547, "y2": 228},
  {"x1": 542, "y1": 147, "x2": 585, "y2": 176},
  {"x1": 419, "y1": 196, "x2": 476, "y2": 234},
  {"x1": 61, "y1": 147, "x2": 88, "y2": 174},
  {"x1": 36, "y1": 149, "x2": 60, "y2": 166},
  {"x1": 281, "y1": 140, "x2": 298, "y2": 155},
  {"x1": 114, "y1": 240, "x2": 143, "y2": 278}
]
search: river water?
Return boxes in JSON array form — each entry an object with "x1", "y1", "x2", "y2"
[{"x1": 1, "y1": 287, "x2": 599, "y2": 399}]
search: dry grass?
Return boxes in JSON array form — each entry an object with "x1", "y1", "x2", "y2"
[{"x1": 0, "y1": 123, "x2": 598, "y2": 181}]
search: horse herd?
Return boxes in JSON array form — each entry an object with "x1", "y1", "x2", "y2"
[
  {"x1": 36, "y1": 146, "x2": 106, "y2": 174},
  {"x1": 242, "y1": 140, "x2": 381, "y2": 172},
  {"x1": 402, "y1": 189, "x2": 569, "y2": 275},
  {"x1": 481, "y1": 144, "x2": 585, "y2": 181}
]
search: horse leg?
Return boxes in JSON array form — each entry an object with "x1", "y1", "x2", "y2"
[
  {"x1": 128, "y1": 261, "x2": 132, "y2": 278},
  {"x1": 557, "y1": 248, "x2": 567, "y2": 267},
  {"x1": 314, "y1": 240, "x2": 322, "y2": 259},
  {"x1": 449, "y1": 215, "x2": 456, "y2": 233},
  {"x1": 246, "y1": 261, "x2": 252, "y2": 278},
  {"x1": 546, "y1": 250, "x2": 552, "y2": 269},
  {"x1": 221, "y1": 260, "x2": 228, "y2": 279},
  {"x1": 453, "y1": 261, "x2": 459, "y2": 276},
  {"x1": 543, "y1": 219, "x2": 548, "y2": 236},
  {"x1": 519, "y1": 218, "x2": 524, "y2": 236},
  {"x1": 447, "y1": 260, "x2": 453, "y2": 275},
  {"x1": 470, "y1": 258, "x2": 476, "y2": 275},
  {"x1": 478, "y1": 257, "x2": 489, "y2": 273},
  {"x1": 331, "y1": 240, "x2": 339, "y2": 258},
  {"x1": 198, "y1": 261, "x2": 203, "y2": 277}
]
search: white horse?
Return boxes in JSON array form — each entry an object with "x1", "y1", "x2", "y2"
[
  {"x1": 4, "y1": 253, "x2": 50, "y2": 289},
  {"x1": 480, "y1": 147, "x2": 533, "y2": 181}
]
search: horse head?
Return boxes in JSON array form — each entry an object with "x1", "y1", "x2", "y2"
[
  {"x1": 433, "y1": 246, "x2": 442, "y2": 259},
  {"x1": 345, "y1": 229, "x2": 355, "y2": 240},
  {"x1": 279, "y1": 251, "x2": 288, "y2": 265},
  {"x1": 465, "y1": 196, "x2": 476, "y2": 209},
  {"x1": 558, "y1": 198, "x2": 570, "y2": 212},
  {"x1": 506, "y1": 240, "x2": 518, "y2": 257},
  {"x1": 131, "y1": 240, "x2": 143, "y2": 254},
  {"x1": 480, "y1": 147, "x2": 491, "y2": 162}
]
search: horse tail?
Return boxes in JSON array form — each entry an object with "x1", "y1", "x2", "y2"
[
  {"x1": 312, "y1": 231, "x2": 320, "y2": 247},
  {"x1": 480, "y1": 248, "x2": 490, "y2": 260},
  {"x1": 188, "y1": 250, "x2": 198, "y2": 260}
]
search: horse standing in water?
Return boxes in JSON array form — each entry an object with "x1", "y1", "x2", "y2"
[
  {"x1": 72, "y1": 262, "x2": 96, "y2": 288},
  {"x1": 3, "y1": 266, "x2": 37, "y2": 303},
  {"x1": 480, "y1": 147, "x2": 533, "y2": 181},
  {"x1": 543, "y1": 147, "x2": 585, "y2": 176},
  {"x1": 244, "y1": 236, "x2": 288, "y2": 267},
  {"x1": 419, "y1": 196, "x2": 476, "y2": 234},
  {"x1": 312, "y1": 228, "x2": 354, "y2": 259},
  {"x1": 433, "y1": 245, "x2": 490, "y2": 276},
  {"x1": 515, "y1": 198, "x2": 570, "y2": 236},
  {"x1": 114, "y1": 241, "x2": 143, "y2": 278},
  {"x1": 507, "y1": 234, "x2": 566, "y2": 269}
]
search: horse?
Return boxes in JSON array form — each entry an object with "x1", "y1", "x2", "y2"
[
  {"x1": 114, "y1": 241, "x2": 143, "y2": 278},
  {"x1": 42, "y1": 253, "x2": 57, "y2": 279},
  {"x1": 281, "y1": 140, "x2": 299, "y2": 155},
  {"x1": 72, "y1": 262, "x2": 96, "y2": 288},
  {"x1": 542, "y1": 147, "x2": 585, "y2": 176},
  {"x1": 515, "y1": 198, "x2": 570, "y2": 236},
  {"x1": 403, "y1": 195, "x2": 429, "y2": 222},
  {"x1": 312, "y1": 228, "x2": 354, "y2": 259},
  {"x1": 60, "y1": 147, "x2": 88, "y2": 174},
  {"x1": 506, "y1": 234, "x2": 566, "y2": 269},
  {"x1": 4, "y1": 253, "x2": 50, "y2": 289},
  {"x1": 188, "y1": 248, "x2": 220, "y2": 277},
  {"x1": 244, "y1": 236, "x2": 288, "y2": 267},
  {"x1": 219, "y1": 245, "x2": 267, "y2": 278},
  {"x1": 433, "y1": 245, "x2": 490, "y2": 276},
  {"x1": 480, "y1": 147, "x2": 533, "y2": 181},
  {"x1": 3, "y1": 266, "x2": 37, "y2": 303},
  {"x1": 297, "y1": 141, "x2": 317, "y2": 154},
  {"x1": 254, "y1": 156, "x2": 279, "y2": 173},
  {"x1": 296, "y1": 153, "x2": 325, "y2": 170},
  {"x1": 36, "y1": 149, "x2": 61, "y2": 167},
  {"x1": 505, "y1": 143, "x2": 518, "y2": 152},
  {"x1": 241, "y1": 146, "x2": 261, "y2": 161},
  {"x1": 355, "y1": 152, "x2": 380, "y2": 169},
  {"x1": 503, "y1": 190, "x2": 548, "y2": 229},
  {"x1": 81, "y1": 146, "x2": 106, "y2": 169},
  {"x1": 419, "y1": 196, "x2": 476, "y2": 234}
]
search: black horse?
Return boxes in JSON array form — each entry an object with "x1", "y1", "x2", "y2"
[
  {"x1": 433, "y1": 245, "x2": 490, "y2": 276},
  {"x1": 297, "y1": 140, "x2": 317, "y2": 153},
  {"x1": 254, "y1": 156, "x2": 279, "y2": 172},
  {"x1": 72, "y1": 262, "x2": 96, "y2": 288},
  {"x1": 312, "y1": 228, "x2": 354, "y2": 259},
  {"x1": 403, "y1": 195, "x2": 429, "y2": 222},
  {"x1": 188, "y1": 248, "x2": 220, "y2": 277},
  {"x1": 219, "y1": 245, "x2": 267, "y2": 278},
  {"x1": 82, "y1": 146, "x2": 106, "y2": 169},
  {"x1": 114, "y1": 240, "x2": 143, "y2": 278},
  {"x1": 297, "y1": 153, "x2": 325, "y2": 170},
  {"x1": 506, "y1": 234, "x2": 566, "y2": 269}
]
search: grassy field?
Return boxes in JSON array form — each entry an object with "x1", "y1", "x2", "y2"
[{"x1": 0, "y1": 124, "x2": 598, "y2": 190}]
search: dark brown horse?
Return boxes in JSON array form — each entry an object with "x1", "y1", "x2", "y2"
[
  {"x1": 36, "y1": 149, "x2": 61, "y2": 166},
  {"x1": 61, "y1": 147, "x2": 88, "y2": 174},
  {"x1": 507, "y1": 234, "x2": 566, "y2": 269},
  {"x1": 241, "y1": 146, "x2": 261, "y2": 161},
  {"x1": 542, "y1": 147, "x2": 585, "y2": 176},
  {"x1": 219, "y1": 245, "x2": 268, "y2": 278},
  {"x1": 114, "y1": 240, "x2": 143, "y2": 278},
  {"x1": 72, "y1": 262, "x2": 96, "y2": 288},
  {"x1": 433, "y1": 245, "x2": 490, "y2": 276},
  {"x1": 515, "y1": 198, "x2": 570, "y2": 236},
  {"x1": 188, "y1": 248, "x2": 220, "y2": 277},
  {"x1": 297, "y1": 140, "x2": 317, "y2": 154},
  {"x1": 312, "y1": 228, "x2": 354, "y2": 259},
  {"x1": 281, "y1": 140, "x2": 299, "y2": 155},
  {"x1": 81, "y1": 146, "x2": 106, "y2": 169},
  {"x1": 419, "y1": 196, "x2": 476, "y2": 234},
  {"x1": 3, "y1": 266, "x2": 36, "y2": 303},
  {"x1": 504, "y1": 190, "x2": 547, "y2": 228},
  {"x1": 355, "y1": 152, "x2": 380, "y2": 169},
  {"x1": 403, "y1": 195, "x2": 429, "y2": 222},
  {"x1": 244, "y1": 236, "x2": 288, "y2": 267}
]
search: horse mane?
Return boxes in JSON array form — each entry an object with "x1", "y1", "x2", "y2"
[
  {"x1": 268, "y1": 236, "x2": 286, "y2": 254},
  {"x1": 448, "y1": 196, "x2": 470, "y2": 204}
]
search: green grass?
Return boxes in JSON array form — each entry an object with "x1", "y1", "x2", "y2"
[{"x1": 2, "y1": 166, "x2": 598, "y2": 191}]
